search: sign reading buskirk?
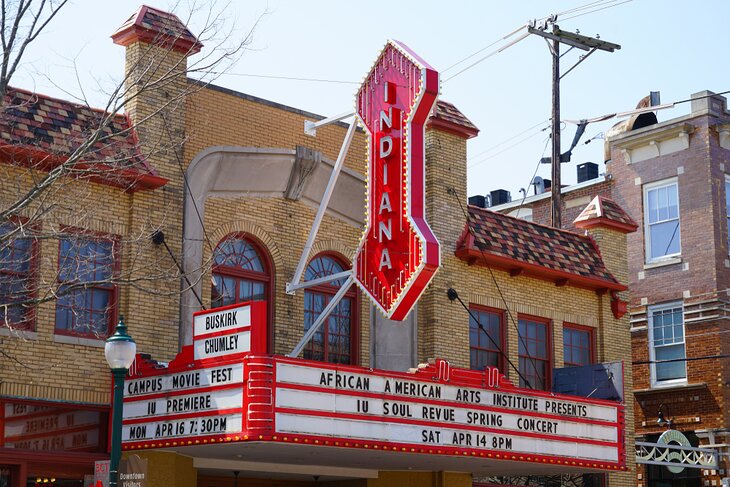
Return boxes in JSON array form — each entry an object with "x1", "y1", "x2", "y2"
[{"x1": 353, "y1": 40, "x2": 440, "y2": 320}]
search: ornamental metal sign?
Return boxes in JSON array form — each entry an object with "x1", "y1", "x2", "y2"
[
  {"x1": 353, "y1": 40, "x2": 440, "y2": 320},
  {"x1": 636, "y1": 429, "x2": 719, "y2": 473}
]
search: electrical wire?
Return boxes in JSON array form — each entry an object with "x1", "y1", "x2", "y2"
[
  {"x1": 448, "y1": 187, "x2": 544, "y2": 390},
  {"x1": 442, "y1": 24, "x2": 528, "y2": 73},
  {"x1": 467, "y1": 127, "x2": 548, "y2": 169},
  {"x1": 443, "y1": 31, "x2": 531, "y2": 83},
  {"x1": 512, "y1": 136, "x2": 551, "y2": 220},
  {"x1": 467, "y1": 119, "x2": 550, "y2": 162},
  {"x1": 560, "y1": 0, "x2": 633, "y2": 21},
  {"x1": 448, "y1": 288, "x2": 532, "y2": 387},
  {"x1": 209, "y1": 72, "x2": 359, "y2": 85}
]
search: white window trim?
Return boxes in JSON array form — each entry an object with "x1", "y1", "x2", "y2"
[
  {"x1": 648, "y1": 301, "x2": 686, "y2": 388},
  {"x1": 725, "y1": 174, "x2": 730, "y2": 255},
  {"x1": 643, "y1": 177, "x2": 681, "y2": 264}
]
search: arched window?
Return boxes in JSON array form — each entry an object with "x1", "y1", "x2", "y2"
[
  {"x1": 211, "y1": 235, "x2": 270, "y2": 309},
  {"x1": 303, "y1": 254, "x2": 357, "y2": 364}
]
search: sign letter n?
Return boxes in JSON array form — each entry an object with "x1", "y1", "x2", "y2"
[{"x1": 353, "y1": 40, "x2": 440, "y2": 320}]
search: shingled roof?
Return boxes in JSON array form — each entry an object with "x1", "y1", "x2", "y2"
[
  {"x1": 112, "y1": 5, "x2": 203, "y2": 55},
  {"x1": 456, "y1": 205, "x2": 626, "y2": 292},
  {"x1": 428, "y1": 100, "x2": 479, "y2": 139},
  {"x1": 0, "y1": 87, "x2": 167, "y2": 191},
  {"x1": 574, "y1": 196, "x2": 638, "y2": 233}
]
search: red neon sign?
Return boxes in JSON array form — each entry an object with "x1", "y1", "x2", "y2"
[{"x1": 353, "y1": 40, "x2": 440, "y2": 320}]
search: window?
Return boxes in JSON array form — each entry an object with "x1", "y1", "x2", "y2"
[
  {"x1": 0, "y1": 221, "x2": 37, "y2": 329},
  {"x1": 469, "y1": 306, "x2": 504, "y2": 372},
  {"x1": 55, "y1": 234, "x2": 117, "y2": 337},
  {"x1": 211, "y1": 235, "x2": 270, "y2": 308},
  {"x1": 644, "y1": 179, "x2": 680, "y2": 262},
  {"x1": 563, "y1": 325, "x2": 594, "y2": 367},
  {"x1": 518, "y1": 316, "x2": 551, "y2": 390},
  {"x1": 303, "y1": 254, "x2": 357, "y2": 364},
  {"x1": 725, "y1": 176, "x2": 730, "y2": 252},
  {"x1": 648, "y1": 302, "x2": 686, "y2": 386}
]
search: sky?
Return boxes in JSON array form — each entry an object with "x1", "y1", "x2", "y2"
[{"x1": 10, "y1": 0, "x2": 730, "y2": 199}]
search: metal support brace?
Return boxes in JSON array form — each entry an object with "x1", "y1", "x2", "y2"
[
  {"x1": 287, "y1": 274, "x2": 354, "y2": 358},
  {"x1": 304, "y1": 111, "x2": 355, "y2": 136},
  {"x1": 287, "y1": 118, "x2": 357, "y2": 294},
  {"x1": 286, "y1": 270, "x2": 351, "y2": 294}
]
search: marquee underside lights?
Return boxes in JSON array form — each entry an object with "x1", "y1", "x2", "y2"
[{"x1": 353, "y1": 40, "x2": 440, "y2": 320}]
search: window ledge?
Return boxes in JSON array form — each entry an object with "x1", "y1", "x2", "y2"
[
  {"x1": 0, "y1": 328, "x2": 38, "y2": 340},
  {"x1": 644, "y1": 257, "x2": 682, "y2": 269},
  {"x1": 54, "y1": 333, "x2": 105, "y2": 348},
  {"x1": 634, "y1": 382, "x2": 706, "y2": 395}
]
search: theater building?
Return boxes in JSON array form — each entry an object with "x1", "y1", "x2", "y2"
[{"x1": 1, "y1": 6, "x2": 635, "y2": 487}]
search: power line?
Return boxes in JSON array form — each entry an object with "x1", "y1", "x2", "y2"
[
  {"x1": 442, "y1": 24, "x2": 528, "y2": 73},
  {"x1": 447, "y1": 187, "x2": 543, "y2": 390},
  {"x1": 443, "y1": 31, "x2": 531, "y2": 83},
  {"x1": 210, "y1": 72, "x2": 359, "y2": 85},
  {"x1": 467, "y1": 127, "x2": 548, "y2": 169},
  {"x1": 560, "y1": 0, "x2": 633, "y2": 21},
  {"x1": 447, "y1": 287, "x2": 532, "y2": 388},
  {"x1": 513, "y1": 136, "x2": 551, "y2": 220},
  {"x1": 467, "y1": 119, "x2": 550, "y2": 162}
]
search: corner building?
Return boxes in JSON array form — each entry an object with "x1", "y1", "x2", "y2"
[{"x1": 1, "y1": 6, "x2": 634, "y2": 487}]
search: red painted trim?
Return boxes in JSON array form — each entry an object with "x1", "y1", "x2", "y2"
[
  {"x1": 574, "y1": 216, "x2": 638, "y2": 233},
  {"x1": 304, "y1": 251, "x2": 359, "y2": 365},
  {"x1": 121, "y1": 406, "x2": 241, "y2": 425},
  {"x1": 53, "y1": 226, "x2": 120, "y2": 338},
  {"x1": 211, "y1": 233, "x2": 274, "y2": 353},
  {"x1": 468, "y1": 304, "x2": 507, "y2": 374},
  {"x1": 454, "y1": 248, "x2": 627, "y2": 292},
  {"x1": 563, "y1": 323, "x2": 597, "y2": 366},
  {"x1": 0, "y1": 144, "x2": 168, "y2": 193},
  {"x1": 275, "y1": 382, "x2": 617, "y2": 427},
  {"x1": 110, "y1": 5, "x2": 203, "y2": 55},
  {"x1": 123, "y1": 381, "x2": 241, "y2": 403},
  {"x1": 517, "y1": 314, "x2": 553, "y2": 391},
  {"x1": 275, "y1": 406, "x2": 618, "y2": 448},
  {"x1": 427, "y1": 116, "x2": 479, "y2": 139}
]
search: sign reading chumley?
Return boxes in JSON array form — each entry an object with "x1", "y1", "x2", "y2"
[{"x1": 353, "y1": 40, "x2": 440, "y2": 320}]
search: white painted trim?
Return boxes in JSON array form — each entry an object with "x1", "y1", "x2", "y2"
[
  {"x1": 647, "y1": 301, "x2": 687, "y2": 388},
  {"x1": 643, "y1": 177, "x2": 681, "y2": 264}
]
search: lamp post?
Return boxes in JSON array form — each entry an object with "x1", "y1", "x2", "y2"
[{"x1": 105, "y1": 316, "x2": 137, "y2": 487}]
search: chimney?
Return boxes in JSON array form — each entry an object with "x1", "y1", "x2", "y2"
[
  {"x1": 468, "y1": 195, "x2": 487, "y2": 208},
  {"x1": 577, "y1": 162, "x2": 598, "y2": 183},
  {"x1": 490, "y1": 189, "x2": 511, "y2": 206}
]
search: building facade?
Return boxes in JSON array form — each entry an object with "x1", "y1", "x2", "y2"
[
  {"x1": 491, "y1": 92, "x2": 730, "y2": 487},
  {"x1": 1, "y1": 6, "x2": 635, "y2": 487}
]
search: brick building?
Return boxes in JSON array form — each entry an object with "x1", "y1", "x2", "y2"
[
  {"x1": 490, "y1": 92, "x2": 730, "y2": 487},
  {"x1": 1, "y1": 6, "x2": 635, "y2": 487}
]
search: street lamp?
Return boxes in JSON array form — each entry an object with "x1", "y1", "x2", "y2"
[
  {"x1": 657, "y1": 403, "x2": 674, "y2": 429},
  {"x1": 105, "y1": 316, "x2": 136, "y2": 487}
]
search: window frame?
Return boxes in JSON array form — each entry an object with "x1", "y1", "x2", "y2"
[
  {"x1": 303, "y1": 252, "x2": 359, "y2": 365},
  {"x1": 468, "y1": 304, "x2": 506, "y2": 373},
  {"x1": 643, "y1": 178, "x2": 681, "y2": 263},
  {"x1": 725, "y1": 174, "x2": 730, "y2": 255},
  {"x1": 562, "y1": 323, "x2": 596, "y2": 367},
  {"x1": 648, "y1": 301, "x2": 687, "y2": 388},
  {"x1": 517, "y1": 314, "x2": 552, "y2": 391},
  {"x1": 54, "y1": 227, "x2": 120, "y2": 339},
  {"x1": 211, "y1": 233, "x2": 274, "y2": 352},
  {"x1": 0, "y1": 217, "x2": 39, "y2": 331}
]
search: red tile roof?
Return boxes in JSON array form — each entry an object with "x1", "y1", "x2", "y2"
[
  {"x1": 0, "y1": 87, "x2": 167, "y2": 191},
  {"x1": 456, "y1": 205, "x2": 626, "y2": 292},
  {"x1": 574, "y1": 196, "x2": 638, "y2": 233},
  {"x1": 112, "y1": 5, "x2": 203, "y2": 55},
  {"x1": 428, "y1": 100, "x2": 479, "y2": 139}
]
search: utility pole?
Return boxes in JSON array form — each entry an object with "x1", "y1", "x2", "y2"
[{"x1": 528, "y1": 21, "x2": 620, "y2": 228}]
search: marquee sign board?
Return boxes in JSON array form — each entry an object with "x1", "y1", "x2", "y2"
[
  {"x1": 353, "y1": 40, "x2": 440, "y2": 320},
  {"x1": 121, "y1": 323, "x2": 626, "y2": 473}
]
